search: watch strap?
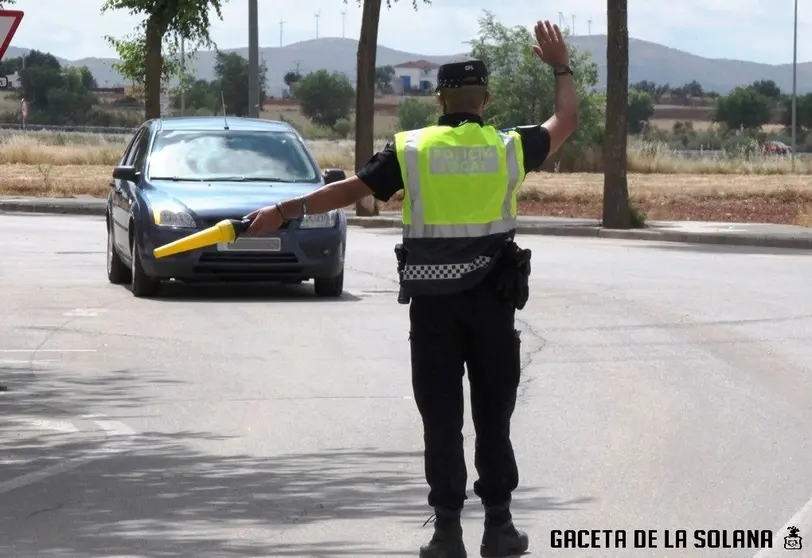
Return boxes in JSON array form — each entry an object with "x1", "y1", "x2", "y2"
[{"x1": 553, "y1": 65, "x2": 574, "y2": 76}]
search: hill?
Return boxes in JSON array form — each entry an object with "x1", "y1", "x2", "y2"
[{"x1": 5, "y1": 36, "x2": 812, "y2": 96}]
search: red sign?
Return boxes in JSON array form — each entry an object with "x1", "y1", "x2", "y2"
[{"x1": 0, "y1": 10, "x2": 23, "y2": 60}]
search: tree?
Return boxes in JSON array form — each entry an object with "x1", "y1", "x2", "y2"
[
  {"x1": 101, "y1": 0, "x2": 225, "y2": 120},
  {"x1": 375, "y1": 65, "x2": 395, "y2": 93},
  {"x1": 469, "y1": 12, "x2": 604, "y2": 170},
  {"x1": 627, "y1": 88, "x2": 654, "y2": 134},
  {"x1": 283, "y1": 71, "x2": 302, "y2": 87},
  {"x1": 603, "y1": 0, "x2": 631, "y2": 229},
  {"x1": 296, "y1": 70, "x2": 355, "y2": 129},
  {"x1": 780, "y1": 93, "x2": 812, "y2": 131},
  {"x1": 712, "y1": 86, "x2": 771, "y2": 129},
  {"x1": 752, "y1": 79, "x2": 782, "y2": 101},
  {"x1": 349, "y1": 0, "x2": 430, "y2": 217},
  {"x1": 397, "y1": 97, "x2": 439, "y2": 130},
  {"x1": 212, "y1": 51, "x2": 267, "y2": 116}
]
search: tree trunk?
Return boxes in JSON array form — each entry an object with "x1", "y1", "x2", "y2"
[
  {"x1": 144, "y1": 17, "x2": 164, "y2": 120},
  {"x1": 353, "y1": 0, "x2": 382, "y2": 217},
  {"x1": 602, "y1": 0, "x2": 631, "y2": 229}
]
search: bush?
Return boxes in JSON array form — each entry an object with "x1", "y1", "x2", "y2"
[
  {"x1": 397, "y1": 98, "x2": 439, "y2": 131},
  {"x1": 332, "y1": 118, "x2": 352, "y2": 138}
]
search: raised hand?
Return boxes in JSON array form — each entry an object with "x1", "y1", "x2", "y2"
[{"x1": 532, "y1": 20, "x2": 570, "y2": 67}]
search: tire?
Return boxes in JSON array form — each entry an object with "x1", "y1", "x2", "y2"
[
  {"x1": 107, "y1": 218, "x2": 131, "y2": 285},
  {"x1": 130, "y1": 230, "x2": 160, "y2": 298},
  {"x1": 314, "y1": 268, "x2": 344, "y2": 297}
]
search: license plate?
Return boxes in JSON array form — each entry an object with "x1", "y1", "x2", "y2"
[{"x1": 217, "y1": 237, "x2": 281, "y2": 252}]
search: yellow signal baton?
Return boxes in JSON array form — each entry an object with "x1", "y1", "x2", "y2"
[{"x1": 153, "y1": 218, "x2": 253, "y2": 259}]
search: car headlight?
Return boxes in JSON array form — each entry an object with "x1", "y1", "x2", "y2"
[
  {"x1": 153, "y1": 208, "x2": 196, "y2": 228},
  {"x1": 300, "y1": 210, "x2": 337, "y2": 229}
]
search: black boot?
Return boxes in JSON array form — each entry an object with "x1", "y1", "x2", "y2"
[
  {"x1": 419, "y1": 507, "x2": 467, "y2": 558},
  {"x1": 479, "y1": 502, "x2": 528, "y2": 557}
]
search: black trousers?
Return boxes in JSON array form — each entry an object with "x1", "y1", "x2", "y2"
[{"x1": 409, "y1": 279, "x2": 522, "y2": 511}]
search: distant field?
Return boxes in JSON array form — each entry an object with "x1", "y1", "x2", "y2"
[{"x1": 649, "y1": 119, "x2": 786, "y2": 133}]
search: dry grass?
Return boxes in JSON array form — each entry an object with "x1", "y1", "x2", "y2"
[
  {"x1": 1, "y1": 134, "x2": 810, "y2": 175},
  {"x1": 649, "y1": 119, "x2": 786, "y2": 133},
  {"x1": 3, "y1": 162, "x2": 810, "y2": 202}
]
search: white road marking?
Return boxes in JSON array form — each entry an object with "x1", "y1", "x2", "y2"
[
  {"x1": 0, "y1": 349, "x2": 97, "y2": 353},
  {"x1": 753, "y1": 496, "x2": 812, "y2": 557},
  {"x1": 11, "y1": 418, "x2": 79, "y2": 433},
  {"x1": 0, "y1": 359, "x2": 56, "y2": 365},
  {"x1": 63, "y1": 308, "x2": 108, "y2": 317},
  {"x1": 0, "y1": 415, "x2": 136, "y2": 495}
]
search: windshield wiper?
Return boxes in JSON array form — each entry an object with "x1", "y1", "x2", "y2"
[
  {"x1": 201, "y1": 176, "x2": 299, "y2": 183},
  {"x1": 149, "y1": 176, "x2": 204, "y2": 182}
]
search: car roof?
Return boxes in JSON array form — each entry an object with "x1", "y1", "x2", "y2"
[{"x1": 148, "y1": 116, "x2": 296, "y2": 133}]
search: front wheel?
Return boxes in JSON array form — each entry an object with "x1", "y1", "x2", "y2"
[
  {"x1": 314, "y1": 269, "x2": 344, "y2": 298},
  {"x1": 130, "y1": 231, "x2": 160, "y2": 298},
  {"x1": 107, "y1": 219, "x2": 131, "y2": 285}
]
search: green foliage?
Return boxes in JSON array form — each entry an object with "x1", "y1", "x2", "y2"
[
  {"x1": 469, "y1": 11, "x2": 604, "y2": 170},
  {"x1": 101, "y1": 0, "x2": 225, "y2": 117},
  {"x1": 283, "y1": 71, "x2": 302, "y2": 87},
  {"x1": 295, "y1": 70, "x2": 355, "y2": 129},
  {"x1": 712, "y1": 86, "x2": 771, "y2": 129},
  {"x1": 1, "y1": 50, "x2": 138, "y2": 127},
  {"x1": 780, "y1": 93, "x2": 812, "y2": 130},
  {"x1": 397, "y1": 98, "x2": 439, "y2": 131},
  {"x1": 375, "y1": 65, "x2": 395, "y2": 93},
  {"x1": 169, "y1": 51, "x2": 268, "y2": 116},
  {"x1": 333, "y1": 118, "x2": 352, "y2": 138},
  {"x1": 628, "y1": 88, "x2": 655, "y2": 134},
  {"x1": 752, "y1": 79, "x2": 782, "y2": 100}
]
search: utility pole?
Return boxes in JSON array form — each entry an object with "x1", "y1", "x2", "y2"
[
  {"x1": 279, "y1": 19, "x2": 285, "y2": 47},
  {"x1": 248, "y1": 0, "x2": 260, "y2": 118},
  {"x1": 314, "y1": 11, "x2": 321, "y2": 39},
  {"x1": 791, "y1": 0, "x2": 798, "y2": 171},
  {"x1": 341, "y1": 10, "x2": 346, "y2": 38},
  {"x1": 180, "y1": 38, "x2": 186, "y2": 116}
]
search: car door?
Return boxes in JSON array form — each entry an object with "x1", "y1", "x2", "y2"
[
  {"x1": 114, "y1": 127, "x2": 149, "y2": 257},
  {"x1": 110, "y1": 131, "x2": 139, "y2": 254}
]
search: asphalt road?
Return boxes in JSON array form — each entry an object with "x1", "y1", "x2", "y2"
[{"x1": 1, "y1": 213, "x2": 812, "y2": 558}]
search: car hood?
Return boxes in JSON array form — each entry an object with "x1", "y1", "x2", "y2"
[{"x1": 145, "y1": 180, "x2": 323, "y2": 220}]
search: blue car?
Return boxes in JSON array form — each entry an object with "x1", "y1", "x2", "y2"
[{"x1": 106, "y1": 116, "x2": 348, "y2": 298}]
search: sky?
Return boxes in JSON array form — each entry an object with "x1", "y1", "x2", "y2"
[{"x1": 2, "y1": 0, "x2": 810, "y2": 65}]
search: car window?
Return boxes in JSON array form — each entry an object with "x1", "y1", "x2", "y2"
[
  {"x1": 128, "y1": 129, "x2": 150, "y2": 171},
  {"x1": 146, "y1": 129, "x2": 319, "y2": 183},
  {"x1": 119, "y1": 130, "x2": 141, "y2": 165}
]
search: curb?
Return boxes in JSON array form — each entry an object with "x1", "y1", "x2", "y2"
[{"x1": 2, "y1": 200, "x2": 812, "y2": 251}]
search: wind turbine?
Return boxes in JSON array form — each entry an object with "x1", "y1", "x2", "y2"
[
  {"x1": 341, "y1": 10, "x2": 347, "y2": 38},
  {"x1": 279, "y1": 19, "x2": 286, "y2": 47},
  {"x1": 314, "y1": 10, "x2": 321, "y2": 39}
]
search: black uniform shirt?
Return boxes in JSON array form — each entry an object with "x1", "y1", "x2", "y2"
[{"x1": 356, "y1": 112, "x2": 552, "y2": 202}]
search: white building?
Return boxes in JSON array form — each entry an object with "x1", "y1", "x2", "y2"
[{"x1": 392, "y1": 60, "x2": 439, "y2": 94}]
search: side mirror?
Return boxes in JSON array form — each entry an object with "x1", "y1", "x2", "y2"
[
  {"x1": 322, "y1": 168, "x2": 346, "y2": 185},
  {"x1": 113, "y1": 165, "x2": 139, "y2": 182}
]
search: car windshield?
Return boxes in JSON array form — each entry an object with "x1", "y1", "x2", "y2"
[{"x1": 147, "y1": 129, "x2": 319, "y2": 183}]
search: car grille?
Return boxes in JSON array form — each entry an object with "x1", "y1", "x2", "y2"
[{"x1": 193, "y1": 251, "x2": 302, "y2": 276}]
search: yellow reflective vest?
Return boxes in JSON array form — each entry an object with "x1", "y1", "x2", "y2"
[{"x1": 394, "y1": 122, "x2": 526, "y2": 296}]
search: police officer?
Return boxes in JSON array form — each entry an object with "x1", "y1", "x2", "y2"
[{"x1": 245, "y1": 19, "x2": 577, "y2": 558}]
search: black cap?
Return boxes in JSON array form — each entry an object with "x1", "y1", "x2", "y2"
[{"x1": 436, "y1": 59, "x2": 488, "y2": 91}]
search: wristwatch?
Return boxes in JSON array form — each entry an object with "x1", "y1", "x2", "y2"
[{"x1": 553, "y1": 65, "x2": 573, "y2": 76}]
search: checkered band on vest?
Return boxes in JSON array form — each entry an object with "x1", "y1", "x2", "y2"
[{"x1": 402, "y1": 256, "x2": 492, "y2": 281}]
